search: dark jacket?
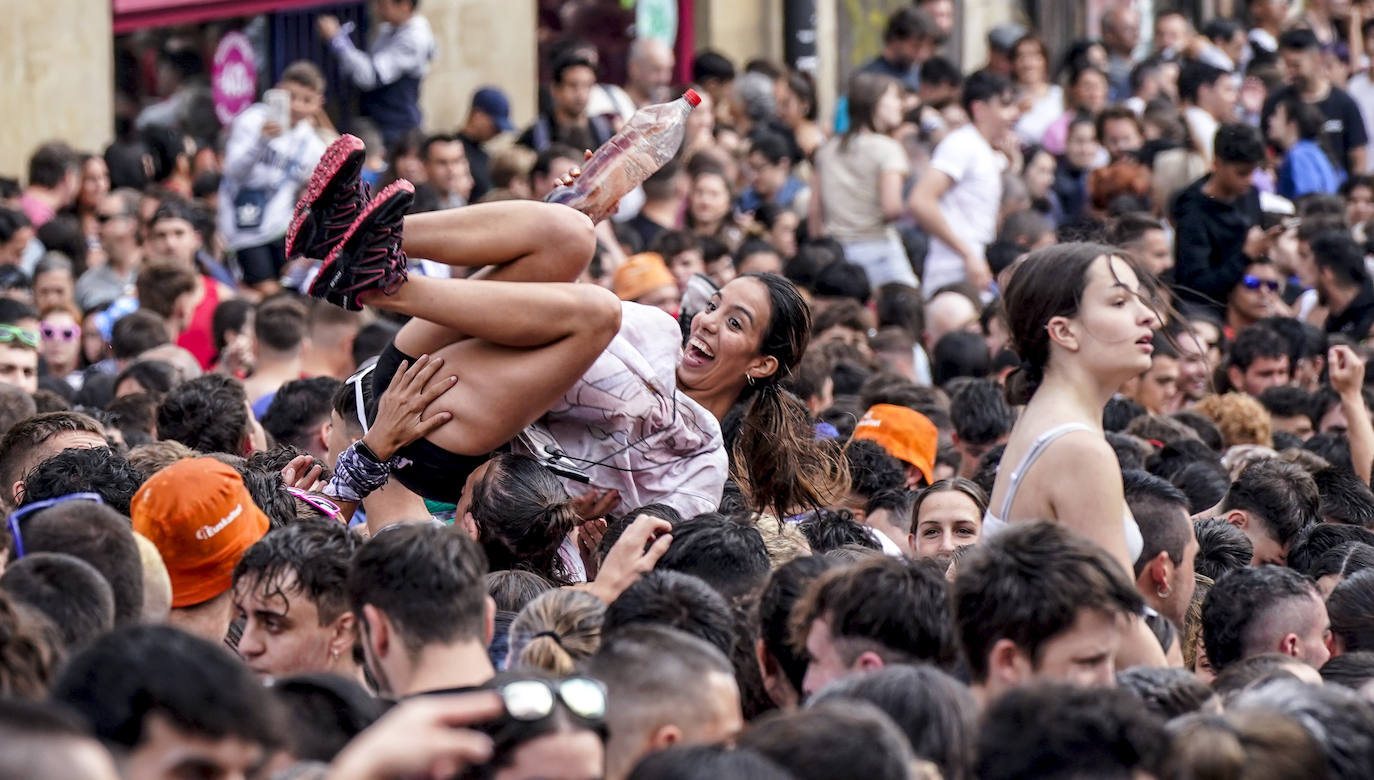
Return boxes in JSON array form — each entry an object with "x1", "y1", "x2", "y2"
[
  {"x1": 1170, "y1": 176, "x2": 1263, "y2": 313},
  {"x1": 1327, "y1": 284, "x2": 1374, "y2": 341}
]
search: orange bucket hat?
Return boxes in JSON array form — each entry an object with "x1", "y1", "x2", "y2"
[{"x1": 131, "y1": 457, "x2": 270, "y2": 608}]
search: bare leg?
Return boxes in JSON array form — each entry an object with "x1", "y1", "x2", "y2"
[
  {"x1": 393, "y1": 201, "x2": 598, "y2": 356},
  {"x1": 362, "y1": 275, "x2": 622, "y2": 455},
  {"x1": 399, "y1": 201, "x2": 593, "y2": 283}
]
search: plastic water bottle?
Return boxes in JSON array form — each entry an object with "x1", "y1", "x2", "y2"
[{"x1": 545, "y1": 89, "x2": 702, "y2": 222}]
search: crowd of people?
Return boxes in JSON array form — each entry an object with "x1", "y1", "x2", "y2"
[{"x1": 10, "y1": 0, "x2": 1374, "y2": 777}]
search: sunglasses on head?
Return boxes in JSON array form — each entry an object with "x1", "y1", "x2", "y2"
[
  {"x1": 286, "y1": 486, "x2": 342, "y2": 521},
  {"x1": 1241, "y1": 275, "x2": 1281, "y2": 293},
  {"x1": 6, "y1": 492, "x2": 105, "y2": 559},
  {"x1": 0, "y1": 325, "x2": 39, "y2": 349},
  {"x1": 497, "y1": 677, "x2": 607, "y2": 723},
  {"x1": 40, "y1": 323, "x2": 81, "y2": 342},
  {"x1": 345, "y1": 361, "x2": 378, "y2": 434}
]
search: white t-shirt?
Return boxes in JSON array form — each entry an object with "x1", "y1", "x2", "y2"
[
  {"x1": 923, "y1": 124, "x2": 1003, "y2": 295},
  {"x1": 523, "y1": 302, "x2": 727, "y2": 518},
  {"x1": 1348, "y1": 72, "x2": 1374, "y2": 173},
  {"x1": 217, "y1": 104, "x2": 326, "y2": 250},
  {"x1": 1015, "y1": 84, "x2": 1063, "y2": 146}
]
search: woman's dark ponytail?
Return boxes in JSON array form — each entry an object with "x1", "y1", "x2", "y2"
[{"x1": 732, "y1": 381, "x2": 848, "y2": 519}]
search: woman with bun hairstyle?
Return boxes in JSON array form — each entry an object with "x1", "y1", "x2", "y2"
[{"x1": 987, "y1": 241, "x2": 1168, "y2": 665}]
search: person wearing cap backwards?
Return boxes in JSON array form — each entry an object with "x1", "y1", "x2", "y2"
[
  {"x1": 852, "y1": 403, "x2": 938, "y2": 490},
  {"x1": 132, "y1": 457, "x2": 270, "y2": 644},
  {"x1": 614, "y1": 253, "x2": 680, "y2": 316},
  {"x1": 457, "y1": 86, "x2": 516, "y2": 202}
]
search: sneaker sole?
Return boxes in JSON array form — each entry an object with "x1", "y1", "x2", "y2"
[
  {"x1": 310, "y1": 179, "x2": 415, "y2": 310},
  {"x1": 286, "y1": 134, "x2": 367, "y2": 259}
]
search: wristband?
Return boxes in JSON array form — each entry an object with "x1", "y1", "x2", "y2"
[
  {"x1": 355, "y1": 439, "x2": 384, "y2": 464},
  {"x1": 325, "y1": 442, "x2": 392, "y2": 503}
]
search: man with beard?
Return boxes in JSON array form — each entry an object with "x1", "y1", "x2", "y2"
[{"x1": 1311, "y1": 232, "x2": 1374, "y2": 341}]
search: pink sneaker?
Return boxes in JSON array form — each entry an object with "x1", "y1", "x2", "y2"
[
  {"x1": 308, "y1": 180, "x2": 413, "y2": 311},
  {"x1": 286, "y1": 134, "x2": 367, "y2": 261}
]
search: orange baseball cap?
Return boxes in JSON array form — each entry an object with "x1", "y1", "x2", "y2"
[
  {"x1": 613, "y1": 253, "x2": 677, "y2": 301},
  {"x1": 852, "y1": 404, "x2": 937, "y2": 485},
  {"x1": 131, "y1": 457, "x2": 270, "y2": 608}
]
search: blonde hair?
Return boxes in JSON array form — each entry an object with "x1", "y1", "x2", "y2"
[
  {"x1": 1193, "y1": 393, "x2": 1273, "y2": 449},
  {"x1": 127, "y1": 440, "x2": 196, "y2": 479},
  {"x1": 753, "y1": 514, "x2": 812, "y2": 568},
  {"x1": 508, "y1": 588, "x2": 605, "y2": 675}
]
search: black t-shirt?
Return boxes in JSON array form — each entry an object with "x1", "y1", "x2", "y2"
[
  {"x1": 1263, "y1": 84, "x2": 1369, "y2": 175},
  {"x1": 459, "y1": 133, "x2": 492, "y2": 201}
]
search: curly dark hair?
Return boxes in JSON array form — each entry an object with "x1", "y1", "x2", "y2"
[
  {"x1": 155, "y1": 374, "x2": 249, "y2": 455},
  {"x1": 18, "y1": 447, "x2": 145, "y2": 516}
]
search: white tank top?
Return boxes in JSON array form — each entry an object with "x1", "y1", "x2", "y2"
[{"x1": 983, "y1": 422, "x2": 1145, "y2": 565}]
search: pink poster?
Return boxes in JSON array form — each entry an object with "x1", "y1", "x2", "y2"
[{"x1": 212, "y1": 31, "x2": 257, "y2": 126}]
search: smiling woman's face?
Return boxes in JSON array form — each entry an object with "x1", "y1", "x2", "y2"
[{"x1": 678, "y1": 276, "x2": 775, "y2": 396}]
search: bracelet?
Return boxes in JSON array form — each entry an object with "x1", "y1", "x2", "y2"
[
  {"x1": 355, "y1": 439, "x2": 384, "y2": 464},
  {"x1": 324, "y1": 442, "x2": 393, "y2": 503}
]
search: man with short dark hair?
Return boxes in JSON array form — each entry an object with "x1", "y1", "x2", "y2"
[
  {"x1": 0, "y1": 410, "x2": 107, "y2": 508},
  {"x1": 1203, "y1": 566, "x2": 1331, "y2": 673},
  {"x1": 0, "y1": 552, "x2": 114, "y2": 651},
  {"x1": 157, "y1": 373, "x2": 265, "y2": 455},
  {"x1": 588, "y1": 625, "x2": 743, "y2": 780},
  {"x1": 348, "y1": 523, "x2": 495, "y2": 697},
  {"x1": 16, "y1": 501, "x2": 144, "y2": 626},
  {"x1": 217, "y1": 62, "x2": 327, "y2": 293},
  {"x1": 518, "y1": 55, "x2": 614, "y2": 154},
  {"x1": 1172, "y1": 122, "x2": 1267, "y2": 313},
  {"x1": 738, "y1": 132, "x2": 807, "y2": 215},
  {"x1": 859, "y1": 6, "x2": 941, "y2": 90},
  {"x1": 1310, "y1": 231, "x2": 1374, "y2": 340},
  {"x1": 791, "y1": 556, "x2": 955, "y2": 696},
  {"x1": 232, "y1": 520, "x2": 364, "y2": 681},
  {"x1": 1220, "y1": 459, "x2": 1320, "y2": 565},
  {"x1": 20, "y1": 141, "x2": 79, "y2": 228},
  {"x1": 261, "y1": 377, "x2": 342, "y2": 462},
  {"x1": 1178, "y1": 60, "x2": 1238, "y2": 167},
  {"x1": 77, "y1": 189, "x2": 143, "y2": 311},
  {"x1": 18, "y1": 446, "x2": 145, "y2": 516},
  {"x1": 1226, "y1": 258, "x2": 1284, "y2": 336},
  {"x1": 51, "y1": 625, "x2": 283, "y2": 780},
  {"x1": 952, "y1": 522, "x2": 1144, "y2": 704},
  {"x1": 756, "y1": 556, "x2": 835, "y2": 709},
  {"x1": 975, "y1": 684, "x2": 1168, "y2": 780},
  {"x1": 1265, "y1": 27, "x2": 1368, "y2": 176},
  {"x1": 910, "y1": 70, "x2": 1020, "y2": 294},
  {"x1": 739, "y1": 699, "x2": 916, "y2": 780},
  {"x1": 418, "y1": 134, "x2": 472, "y2": 212},
  {"x1": 950, "y1": 379, "x2": 1014, "y2": 478},
  {"x1": 0, "y1": 319, "x2": 38, "y2": 395},
  {"x1": 604, "y1": 569, "x2": 735, "y2": 656},
  {"x1": 1225, "y1": 325, "x2": 1292, "y2": 397},
  {"x1": 1260, "y1": 385, "x2": 1317, "y2": 439},
  {"x1": 655, "y1": 512, "x2": 771, "y2": 601},
  {"x1": 244, "y1": 296, "x2": 311, "y2": 413},
  {"x1": 1123, "y1": 470, "x2": 1198, "y2": 629}
]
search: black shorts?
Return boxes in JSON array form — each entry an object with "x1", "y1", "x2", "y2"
[
  {"x1": 237, "y1": 240, "x2": 288, "y2": 285},
  {"x1": 371, "y1": 343, "x2": 491, "y2": 504}
]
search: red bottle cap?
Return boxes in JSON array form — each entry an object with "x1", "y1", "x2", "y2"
[{"x1": 684, "y1": 88, "x2": 702, "y2": 107}]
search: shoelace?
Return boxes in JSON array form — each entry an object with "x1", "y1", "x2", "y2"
[
  {"x1": 338, "y1": 213, "x2": 407, "y2": 297},
  {"x1": 313, "y1": 181, "x2": 370, "y2": 256}
]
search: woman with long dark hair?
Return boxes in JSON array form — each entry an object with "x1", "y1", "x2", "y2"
[
  {"x1": 988, "y1": 241, "x2": 1168, "y2": 665},
  {"x1": 298, "y1": 135, "x2": 844, "y2": 521}
]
